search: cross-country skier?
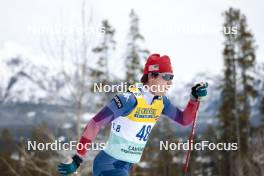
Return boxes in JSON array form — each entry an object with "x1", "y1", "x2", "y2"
[{"x1": 58, "y1": 53, "x2": 208, "y2": 176}]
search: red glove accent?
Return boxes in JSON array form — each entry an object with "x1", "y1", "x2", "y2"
[{"x1": 77, "y1": 137, "x2": 92, "y2": 156}]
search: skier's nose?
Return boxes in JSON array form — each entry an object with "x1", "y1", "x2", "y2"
[{"x1": 167, "y1": 80, "x2": 172, "y2": 85}]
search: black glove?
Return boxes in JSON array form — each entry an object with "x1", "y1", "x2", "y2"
[
  {"x1": 57, "y1": 154, "x2": 83, "y2": 175},
  {"x1": 191, "y1": 82, "x2": 208, "y2": 101}
]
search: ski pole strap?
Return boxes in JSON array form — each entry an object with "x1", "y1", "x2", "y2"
[{"x1": 72, "y1": 154, "x2": 83, "y2": 167}]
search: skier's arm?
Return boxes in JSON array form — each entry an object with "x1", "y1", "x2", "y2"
[
  {"x1": 76, "y1": 106, "x2": 115, "y2": 157},
  {"x1": 162, "y1": 96, "x2": 199, "y2": 126},
  {"x1": 162, "y1": 82, "x2": 208, "y2": 126},
  {"x1": 77, "y1": 93, "x2": 137, "y2": 157}
]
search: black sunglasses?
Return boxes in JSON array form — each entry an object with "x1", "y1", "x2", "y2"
[
  {"x1": 160, "y1": 73, "x2": 174, "y2": 81},
  {"x1": 150, "y1": 73, "x2": 174, "y2": 81}
]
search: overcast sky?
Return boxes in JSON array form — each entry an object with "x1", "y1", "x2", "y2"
[{"x1": 0, "y1": 0, "x2": 263, "y2": 82}]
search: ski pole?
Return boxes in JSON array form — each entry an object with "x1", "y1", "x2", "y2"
[{"x1": 182, "y1": 102, "x2": 200, "y2": 175}]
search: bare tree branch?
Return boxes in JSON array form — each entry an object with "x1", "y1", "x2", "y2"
[{"x1": 0, "y1": 157, "x2": 21, "y2": 176}]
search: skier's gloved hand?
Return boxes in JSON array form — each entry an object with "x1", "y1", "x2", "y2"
[
  {"x1": 191, "y1": 82, "x2": 208, "y2": 101},
  {"x1": 57, "y1": 154, "x2": 83, "y2": 175}
]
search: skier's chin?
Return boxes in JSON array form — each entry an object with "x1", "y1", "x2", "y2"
[{"x1": 155, "y1": 91, "x2": 166, "y2": 96}]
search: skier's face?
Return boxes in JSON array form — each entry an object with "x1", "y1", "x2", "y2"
[{"x1": 148, "y1": 72, "x2": 173, "y2": 96}]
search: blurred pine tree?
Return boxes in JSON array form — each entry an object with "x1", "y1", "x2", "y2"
[{"x1": 125, "y1": 9, "x2": 149, "y2": 85}]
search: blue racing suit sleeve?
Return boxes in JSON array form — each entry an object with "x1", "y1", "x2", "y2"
[
  {"x1": 162, "y1": 96, "x2": 199, "y2": 126},
  {"x1": 162, "y1": 96, "x2": 182, "y2": 122},
  {"x1": 107, "y1": 92, "x2": 137, "y2": 117}
]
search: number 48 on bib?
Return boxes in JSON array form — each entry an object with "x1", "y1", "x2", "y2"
[{"x1": 136, "y1": 125, "x2": 152, "y2": 141}]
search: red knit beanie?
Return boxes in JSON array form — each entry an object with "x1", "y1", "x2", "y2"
[{"x1": 143, "y1": 54, "x2": 173, "y2": 74}]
